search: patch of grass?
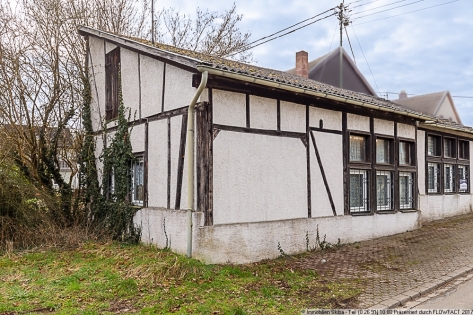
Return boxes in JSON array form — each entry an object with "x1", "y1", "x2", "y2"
[{"x1": 0, "y1": 242, "x2": 362, "y2": 314}]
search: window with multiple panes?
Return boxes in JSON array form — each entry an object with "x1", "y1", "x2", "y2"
[
  {"x1": 105, "y1": 47, "x2": 120, "y2": 120},
  {"x1": 348, "y1": 131, "x2": 416, "y2": 214},
  {"x1": 426, "y1": 133, "x2": 470, "y2": 194}
]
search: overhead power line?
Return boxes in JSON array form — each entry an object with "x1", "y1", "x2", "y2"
[
  {"x1": 351, "y1": 0, "x2": 411, "y2": 16},
  {"x1": 354, "y1": 0, "x2": 460, "y2": 25},
  {"x1": 353, "y1": 0, "x2": 425, "y2": 20},
  {"x1": 225, "y1": 12, "x2": 337, "y2": 57},
  {"x1": 348, "y1": 0, "x2": 384, "y2": 10},
  {"x1": 350, "y1": 25, "x2": 380, "y2": 93}
]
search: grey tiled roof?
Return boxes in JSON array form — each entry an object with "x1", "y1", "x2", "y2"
[{"x1": 79, "y1": 26, "x2": 473, "y2": 134}]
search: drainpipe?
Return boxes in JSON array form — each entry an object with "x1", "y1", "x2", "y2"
[{"x1": 186, "y1": 70, "x2": 208, "y2": 258}]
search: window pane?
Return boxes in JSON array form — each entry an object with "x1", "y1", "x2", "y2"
[
  {"x1": 350, "y1": 135, "x2": 366, "y2": 162},
  {"x1": 399, "y1": 141, "x2": 411, "y2": 165},
  {"x1": 459, "y1": 165, "x2": 469, "y2": 193},
  {"x1": 376, "y1": 139, "x2": 390, "y2": 163},
  {"x1": 444, "y1": 164, "x2": 455, "y2": 193},
  {"x1": 376, "y1": 171, "x2": 393, "y2": 211},
  {"x1": 132, "y1": 159, "x2": 144, "y2": 204},
  {"x1": 444, "y1": 139, "x2": 455, "y2": 158},
  {"x1": 428, "y1": 163, "x2": 439, "y2": 193},
  {"x1": 350, "y1": 169, "x2": 369, "y2": 212},
  {"x1": 399, "y1": 172, "x2": 414, "y2": 209},
  {"x1": 459, "y1": 141, "x2": 469, "y2": 159},
  {"x1": 428, "y1": 136, "x2": 435, "y2": 156}
]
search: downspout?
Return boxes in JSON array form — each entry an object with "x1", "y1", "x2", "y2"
[{"x1": 186, "y1": 70, "x2": 208, "y2": 258}]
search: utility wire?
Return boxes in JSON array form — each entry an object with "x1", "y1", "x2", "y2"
[
  {"x1": 351, "y1": 0, "x2": 411, "y2": 16},
  {"x1": 350, "y1": 25, "x2": 380, "y2": 93},
  {"x1": 354, "y1": 0, "x2": 459, "y2": 25},
  {"x1": 348, "y1": 0, "x2": 384, "y2": 10},
  {"x1": 344, "y1": 26, "x2": 356, "y2": 64},
  {"x1": 226, "y1": 12, "x2": 337, "y2": 57},
  {"x1": 238, "y1": 8, "x2": 335, "y2": 49},
  {"x1": 353, "y1": 0, "x2": 425, "y2": 20}
]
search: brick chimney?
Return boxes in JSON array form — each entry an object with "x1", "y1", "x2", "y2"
[
  {"x1": 296, "y1": 50, "x2": 308, "y2": 78},
  {"x1": 399, "y1": 90, "x2": 408, "y2": 100}
]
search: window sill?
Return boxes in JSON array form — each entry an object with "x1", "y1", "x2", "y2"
[
  {"x1": 350, "y1": 212, "x2": 373, "y2": 216},
  {"x1": 400, "y1": 209, "x2": 417, "y2": 213},
  {"x1": 376, "y1": 210, "x2": 396, "y2": 214}
]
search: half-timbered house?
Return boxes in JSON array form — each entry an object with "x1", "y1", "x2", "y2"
[{"x1": 79, "y1": 26, "x2": 473, "y2": 264}]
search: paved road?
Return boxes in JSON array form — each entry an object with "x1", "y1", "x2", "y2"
[{"x1": 414, "y1": 277, "x2": 473, "y2": 309}]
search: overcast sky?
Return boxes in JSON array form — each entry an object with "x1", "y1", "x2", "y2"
[{"x1": 158, "y1": 0, "x2": 473, "y2": 126}]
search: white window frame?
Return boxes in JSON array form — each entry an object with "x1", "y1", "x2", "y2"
[{"x1": 131, "y1": 157, "x2": 144, "y2": 206}]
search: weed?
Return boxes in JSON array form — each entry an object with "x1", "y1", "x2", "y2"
[{"x1": 277, "y1": 242, "x2": 286, "y2": 257}]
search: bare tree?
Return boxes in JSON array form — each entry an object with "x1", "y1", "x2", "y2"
[{"x1": 155, "y1": 3, "x2": 253, "y2": 62}]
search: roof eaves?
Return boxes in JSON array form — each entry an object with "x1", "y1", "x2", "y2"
[{"x1": 78, "y1": 26, "x2": 202, "y2": 68}]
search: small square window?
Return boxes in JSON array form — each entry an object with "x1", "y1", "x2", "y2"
[
  {"x1": 399, "y1": 172, "x2": 414, "y2": 209},
  {"x1": 444, "y1": 164, "x2": 456, "y2": 193},
  {"x1": 350, "y1": 135, "x2": 368, "y2": 162},
  {"x1": 459, "y1": 140, "x2": 469, "y2": 160},
  {"x1": 399, "y1": 141, "x2": 414, "y2": 165},
  {"x1": 428, "y1": 163, "x2": 440, "y2": 193},
  {"x1": 427, "y1": 135, "x2": 441, "y2": 156},
  {"x1": 459, "y1": 165, "x2": 469, "y2": 193},
  {"x1": 132, "y1": 158, "x2": 144, "y2": 205},
  {"x1": 444, "y1": 138, "x2": 456, "y2": 158},
  {"x1": 376, "y1": 171, "x2": 393, "y2": 211},
  {"x1": 349, "y1": 169, "x2": 369, "y2": 212},
  {"x1": 376, "y1": 138, "x2": 391, "y2": 164}
]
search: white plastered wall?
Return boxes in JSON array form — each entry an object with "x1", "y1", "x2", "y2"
[
  {"x1": 374, "y1": 118, "x2": 394, "y2": 136},
  {"x1": 95, "y1": 135, "x2": 104, "y2": 182},
  {"x1": 130, "y1": 124, "x2": 145, "y2": 153},
  {"x1": 163, "y1": 64, "x2": 196, "y2": 111},
  {"x1": 309, "y1": 107, "x2": 341, "y2": 131},
  {"x1": 280, "y1": 101, "x2": 305, "y2": 133},
  {"x1": 140, "y1": 55, "x2": 164, "y2": 117},
  {"x1": 121, "y1": 49, "x2": 140, "y2": 120},
  {"x1": 213, "y1": 131, "x2": 308, "y2": 224},
  {"x1": 249, "y1": 95, "x2": 277, "y2": 130},
  {"x1": 310, "y1": 132, "x2": 344, "y2": 217},
  {"x1": 397, "y1": 123, "x2": 415, "y2": 139},
  {"x1": 193, "y1": 211, "x2": 420, "y2": 264},
  {"x1": 347, "y1": 113, "x2": 370, "y2": 132},
  {"x1": 147, "y1": 120, "x2": 168, "y2": 208},
  {"x1": 88, "y1": 37, "x2": 105, "y2": 132},
  {"x1": 212, "y1": 89, "x2": 246, "y2": 127}
]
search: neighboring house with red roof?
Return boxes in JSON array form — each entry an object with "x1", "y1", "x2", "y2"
[
  {"x1": 79, "y1": 26, "x2": 473, "y2": 264},
  {"x1": 393, "y1": 90, "x2": 462, "y2": 124}
]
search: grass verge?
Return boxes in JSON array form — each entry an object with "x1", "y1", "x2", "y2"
[{"x1": 0, "y1": 242, "x2": 361, "y2": 314}]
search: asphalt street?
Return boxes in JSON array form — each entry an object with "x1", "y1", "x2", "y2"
[{"x1": 414, "y1": 277, "x2": 473, "y2": 309}]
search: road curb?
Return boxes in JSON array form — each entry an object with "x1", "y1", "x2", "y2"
[{"x1": 368, "y1": 263, "x2": 473, "y2": 309}]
